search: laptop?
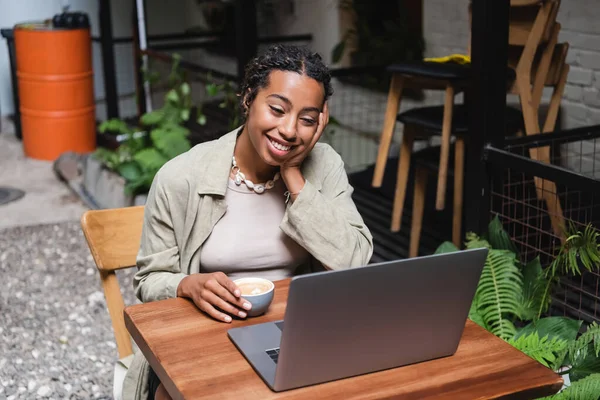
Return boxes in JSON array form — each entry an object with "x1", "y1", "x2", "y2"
[{"x1": 227, "y1": 248, "x2": 488, "y2": 392}]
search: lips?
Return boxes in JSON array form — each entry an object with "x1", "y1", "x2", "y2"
[
  {"x1": 269, "y1": 138, "x2": 291, "y2": 151},
  {"x1": 265, "y1": 135, "x2": 295, "y2": 158}
]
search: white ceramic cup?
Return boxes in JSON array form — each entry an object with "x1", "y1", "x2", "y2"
[{"x1": 233, "y1": 277, "x2": 275, "y2": 317}]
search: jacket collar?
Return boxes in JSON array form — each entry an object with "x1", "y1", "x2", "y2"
[
  {"x1": 194, "y1": 125, "x2": 324, "y2": 196},
  {"x1": 195, "y1": 126, "x2": 241, "y2": 196}
]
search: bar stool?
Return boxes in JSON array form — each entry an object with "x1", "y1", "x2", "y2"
[
  {"x1": 391, "y1": 105, "x2": 524, "y2": 237},
  {"x1": 374, "y1": 0, "x2": 568, "y2": 237}
]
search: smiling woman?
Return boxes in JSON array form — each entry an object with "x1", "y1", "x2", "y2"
[{"x1": 121, "y1": 45, "x2": 374, "y2": 400}]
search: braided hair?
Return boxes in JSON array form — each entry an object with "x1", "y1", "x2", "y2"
[{"x1": 240, "y1": 45, "x2": 333, "y2": 115}]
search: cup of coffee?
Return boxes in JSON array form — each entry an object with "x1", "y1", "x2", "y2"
[{"x1": 233, "y1": 277, "x2": 275, "y2": 317}]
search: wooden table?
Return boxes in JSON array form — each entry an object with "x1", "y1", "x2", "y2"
[{"x1": 124, "y1": 279, "x2": 563, "y2": 399}]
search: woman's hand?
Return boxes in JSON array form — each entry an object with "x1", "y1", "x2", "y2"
[
  {"x1": 280, "y1": 102, "x2": 329, "y2": 197},
  {"x1": 176, "y1": 272, "x2": 252, "y2": 323},
  {"x1": 280, "y1": 102, "x2": 329, "y2": 171}
]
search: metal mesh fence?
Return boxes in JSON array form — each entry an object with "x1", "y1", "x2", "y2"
[{"x1": 489, "y1": 126, "x2": 600, "y2": 323}]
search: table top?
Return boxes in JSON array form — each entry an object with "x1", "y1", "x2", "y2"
[{"x1": 124, "y1": 279, "x2": 563, "y2": 400}]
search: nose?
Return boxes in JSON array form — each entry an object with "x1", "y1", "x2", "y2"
[{"x1": 278, "y1": 117, "x2": 297, "y2": 142}]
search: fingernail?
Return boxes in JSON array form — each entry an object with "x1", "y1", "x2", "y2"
[
  {"x1": 224, "y1": 316, "x2": 232, "y2": 322},
  {"x1": 243, "y1": 302, "x2": 252, "y2": 310},
  {"x1": 234, "y1": 289, "x2": 241, "y2": 297},
  {"x1": 239, "y1": 311, "x2": 247, "y2": 318}
]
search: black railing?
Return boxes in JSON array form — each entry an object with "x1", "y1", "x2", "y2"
[{"x1": 486, "y1": 126, "x2": 600, "y2": 323}]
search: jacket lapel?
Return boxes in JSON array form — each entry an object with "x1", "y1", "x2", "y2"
[{"x1": 180, "y1": 128, "x2": 239, "y2": 270}]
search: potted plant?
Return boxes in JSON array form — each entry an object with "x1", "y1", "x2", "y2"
[
  {"x1": 436, "y1": 217, "x2": 600, "y2": 398},
  {"x1": 86, "y1": 54, "x2": 237, "y2": 208}
]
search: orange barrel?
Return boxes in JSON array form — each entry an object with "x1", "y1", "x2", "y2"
[{"x1": 14, "y1": 19, "x2": 95, "y2": 161}]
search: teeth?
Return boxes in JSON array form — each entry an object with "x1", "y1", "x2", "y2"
[{"x1": 270, "y1": 139, "x2": 291, "y2": 151}]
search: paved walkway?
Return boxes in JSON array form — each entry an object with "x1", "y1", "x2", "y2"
[{"x1": 0, "y1": 129, "x2": 88, "y2": 230}]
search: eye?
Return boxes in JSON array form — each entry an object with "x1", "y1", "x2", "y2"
[
  {"x1": 301, "y1": 118, "x2": 316, "y2": 126},
  {"x1": 269, "y1": 105, "x2": 284, "y2": 115}
]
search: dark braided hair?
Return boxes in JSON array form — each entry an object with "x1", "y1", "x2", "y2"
[{"x1": 240, "y1": 45, "x2": 333, "y2": 114}]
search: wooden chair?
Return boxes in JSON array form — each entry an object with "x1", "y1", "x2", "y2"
[
  {"x1": 409, "y1": 143, "x2": 463, "y2": 257},
  {"x1": 407, "y1": 43, "x2": 571, "y2": 256},
  {"x1": 80, "y1": 206, "x2": 145, "y2": 400},
  {"x1": 374, "y1": 0, "x2": 567, "y2": 234}
]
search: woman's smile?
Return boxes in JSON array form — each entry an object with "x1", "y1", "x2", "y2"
[{"x1": 265, "y1": 134, "x2": 295, "y2": 158}]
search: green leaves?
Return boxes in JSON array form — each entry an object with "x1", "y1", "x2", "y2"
[
  {"x1": 166, "y1": 88, "x2": 180, "y2": 104},
  {"x1": 561, "y1": 224, "x2": 600, "y2": 276},
  {"x1": 94, "y1": 51, "x2": 200, "y2": 195},
  {"x1": 92, "y1": 147, "x2": 121, "y2": 170},
  {"x1": 205, "y1": 82, "x2": 220, "y2": 97},
  {"x1": 140, "y1": 110, "x2": 164, "y2": 126},
  {"x1": 518, "y1": 257, "x2": 550, "y2": 322},
  {"x1": 116, "y1": 161, "x2": 142, "y2": 182},
  {"x1": 516, "y1": 317, "x2": 582, "y2": 343},
  {"x1": 544, "y1": 373, "x2": 600, "y2": 400},
  {"x1": 535, "y1": 224, "x2": 600, "y2": 320},
  {"x1": 508, "y1": 332, "x2": 568, "y2": 369},
  {"x1": 465, "y1": 232, "x2": 491, "y2": 250},
  {"x1": 180, "y1": 109, "x2": 190, "y2": 121},
  {"x1": 180, "y1": 82, "x2": 191, "y2": 97},
  {"x1": 468, "y1": 293, "x2": 487, "y2": 330},
  {"x1": 475, "y1": 247, "x2": 522, "y2": 340},
  {"x1": 98, "y1": 118, "x2": 133, "y2": 135},
  {"x1": 204, "y1": 78, "x2": 241, "y2": 130},
  {"x1": 568, "y1": 354, "x2": 600, "y2": 382},
  {"x1": 434, "y1": 241, "x2": 459, "y2": 255},
  {"x1": 486, "y1": 215, "x2": 519, "y2": 254},
  {"x1": 133, "y1": 148, "x2": 169, "y2": 172},
  {"x1": 567, "y1": 322, "x2": 600, "y2": 376},
  {"x1": 151, "y1": 126, "x2": 190, "y2": 160},
  {"x1": 438, "y1": 217, "x2": 600, "y2": 394}
]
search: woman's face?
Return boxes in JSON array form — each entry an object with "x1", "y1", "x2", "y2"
[{"x1": 244, "y1": 70, "x2": 325, "y2": 166}]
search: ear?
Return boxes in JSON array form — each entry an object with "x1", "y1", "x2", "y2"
[{"x1": 241, "y1": 88, "x2": 252, "y2": 115}]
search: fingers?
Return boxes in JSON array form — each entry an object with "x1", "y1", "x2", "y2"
[
  {"x1": 197, "y1": 298, "x2": 234, "y2": 323},
  {"x1": 202, "y1": 289, "x2": 248, "y2": 319},
  {"x1": 206, "y1": 277, "x2": 252, "y2": 312},
  {"x1": 188, "y1": 272, "x2": 254, "y2": 323},
  {"x1": 214, "y1": 272, "x2": 241, "y2": 298}
]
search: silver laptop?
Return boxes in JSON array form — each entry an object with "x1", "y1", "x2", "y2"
[{"x1": 227, "y1": 248, "x2": 488, "y2": 392}]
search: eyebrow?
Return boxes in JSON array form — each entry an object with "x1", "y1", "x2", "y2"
[{"x1": 267, "y1": 94, "x2": 321, "y2": 114}]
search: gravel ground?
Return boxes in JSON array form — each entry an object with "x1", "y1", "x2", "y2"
[{"x1": 0, "y1": 221, "x2": 137, "y2": 399}]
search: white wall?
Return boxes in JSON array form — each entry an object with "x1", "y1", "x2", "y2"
[{"x1": 0, "y1": 0, "x2": 93, "y2": 117}]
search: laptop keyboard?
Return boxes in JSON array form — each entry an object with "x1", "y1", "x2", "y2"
[
  {"x1": 266, "y1": 348, "x2": 280, "y2": 364},
  {"x1": 265, "y1": 321, "x2": 284, "y2": 363}
]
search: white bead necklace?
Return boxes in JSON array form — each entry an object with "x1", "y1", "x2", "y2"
[{"x1": 231, "y1": 156, "x2": 280, "y2": 194}]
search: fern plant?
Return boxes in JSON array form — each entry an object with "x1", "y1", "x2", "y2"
[
  {"x1": 544, "y1": 373, "x2": 600, "y2": 400},
  {"x1": 435, "y1": 218, "x2": 600, "y2": 399},
  {"x1": 438, "y1": 229, "x2": 523, "y2": 340},
  {"x1": 508, "y1": 332, "x2": 568, "y2": 370},
  {"x1": 466, "y1": 234, "x2": 523, "y2": 340},
  {"x1": 536, "y1": 223, "x2": 600, "y2": 320}
]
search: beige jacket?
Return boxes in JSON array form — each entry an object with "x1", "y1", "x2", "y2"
[{"x1": 122, "y1": 127, "x2": 373, "y2": 399}]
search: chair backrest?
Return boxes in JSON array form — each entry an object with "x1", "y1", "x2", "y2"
[
  {"x1": 508, "y1": 0, "x2": 560, "y2": 47},
  {"x1": 467, "y1": 0, "x2": 560, "y2": 53},
  {"x1": 81, "y1": 206, "x2": 145, "y2": 359}
]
